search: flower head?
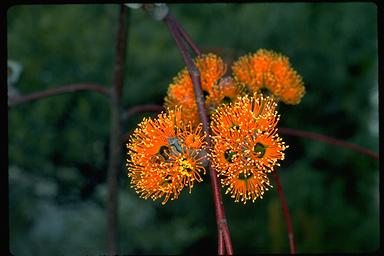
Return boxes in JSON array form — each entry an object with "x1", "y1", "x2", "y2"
[
  {"x1": 127, "y1": 107, "x2": 207, "y2": 204},
  {"x1": 210, "y1": 93, "x2": 288, "y2": 203},
  {"x1": 221, "y1": 171, "x2": 272, "y2": 203},
  {"x1": 205, "y1": 76, "x2": 245, "y2": 115},
  {"x1": 165, "y1": 53, "x2": 242, "y2": 126},
  {"x1": 194, "y1": 53, "x2": 227, "y2": 92},
  {"x1": 165, "y1": 69, "x2": 199, "y2": 124},
  {"x1": 232, "y1": 49, "x2": 305, "y2": 104}
]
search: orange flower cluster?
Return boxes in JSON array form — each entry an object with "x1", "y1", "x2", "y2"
[
  {"x1": 210, "y1": 93, "x2": 288, "y2": 203},
  {"x1": 165, "y1": 50, "x2": 304, "y2": 128},
  {"x1": 232, "y1": 49, "x2": 305, "y2": 104},
  {"x1": 126, "y1": 107, "x2": 207, "y2": 204},
  {"x1": 128, "y1": 49, "x2": 299, "y2": 204}
]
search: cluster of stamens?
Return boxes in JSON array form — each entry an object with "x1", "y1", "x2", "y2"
[
  {"x1": 127, "y1": 107, "x2": 207, "y2": 204},
  {"x1": 210, "y1": 93, "x2": 288, "y2": 203}
]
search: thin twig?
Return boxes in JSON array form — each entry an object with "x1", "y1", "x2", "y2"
[
  {"x1": 8, "y1": 83, "x2": 110, "y2": 108},
  {"x1": 167, "y1": 15, "x2": 201, "y2": 56},
  {"x1": 164, "y1": 13, "x2": 233, "y2": 255},
  {"x1": 279, "y1": 127, "x2": 379, "y2": 160},
  {"x1": 272, "y1": 171, "x2": 297, "y2": 254},
  {"x1": 107, "y1": 5, "x2": 128, "y2": 255},
  {"x1": 218, "y1": 230, "x2": 225, "y2": 255},
  {"x1": 165, "y1": 16, "x2": 209, "y2": 131}
]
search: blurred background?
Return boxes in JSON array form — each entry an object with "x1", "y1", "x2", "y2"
[{"x1": 8, "y1": 3, "x2": 379, "y2": 254}]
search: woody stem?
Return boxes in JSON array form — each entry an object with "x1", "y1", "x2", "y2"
[
  {"x1": 167, "y1": 15, "x2": 201, "y2": 56},
  {"x1": 272, "y1": 171, "x2": 297, "y2": 254},
  {"x1": 107, "y1": 4, "x2": 128, "y2": 255},
  {"x1": 164, "y1": 13, "x2": 233, "y2": 255},
  {"x1": 279, "y1": 127, "x2": 379, "y2": 161},
  {"x1": 8, "y1": 83, "x2": 110, "y2": 108}
]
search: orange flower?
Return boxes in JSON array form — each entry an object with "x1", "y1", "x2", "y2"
[
  {"x1": 221, "y1": 171, "x2": 272, "y2": 203},
  {"x1": 210, "y1": 93, "x2": 279, "y2": 142},
  {"x1": 165, "y1": 69, "x2": 199, "y2": 124},
  {"x1": 127, "y1": 107, "x2": 207, "y2": 204},
  {"x1": 194, "y1": 53, "x2": 227, "y2": 92},
  {"x1": 232, "y1": 49, "x2": 305, "y2": 104},
  {"x1": 268, "y1": 54, "x2": 305, "y2": 104},
  {"x1": 165, "y1": 53, "x2": 242, "y2": 125},
  {"x1": 232, "y1": 49, "x2": 274, "y2": 92},
  {"x1": 206, "y1": 76, "x2": 245, "y2": 115},
  {"x1": 210, "y1": 93, "x2": 288, "y2": 203}
]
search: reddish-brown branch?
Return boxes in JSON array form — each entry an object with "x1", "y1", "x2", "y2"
[
  {"x1": 272, "y1": 171, "x2": 297, "y2": 254},
  {"x1": 167, "y1": 15, "x2": 201, "y2": 56},
  {"x1": 122, "y1": 104, "x2": 165, "y2": 121},
  {"x1": 279, "y1": 127, "x2": 379, "y2": 160},
  {"x1": 164, "y1": 13, "x2": 233, "y2": 255},
  {"x1": 8, "y1": 83, "x2": 110, "y2": 108},
  {"x1": 164, "y1": 16, "x2": 209, "y2": 131},
  {"x1": 218, "y1": 229, "x2": 225, "y2": 255},
  {"x1": 107, "y1": 5, "x2": 128, "y2": 255}
]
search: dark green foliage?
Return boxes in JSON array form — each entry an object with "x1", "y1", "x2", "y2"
[{"x1": 8, "y1": 3, "x2": 378, "y2": 254}]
